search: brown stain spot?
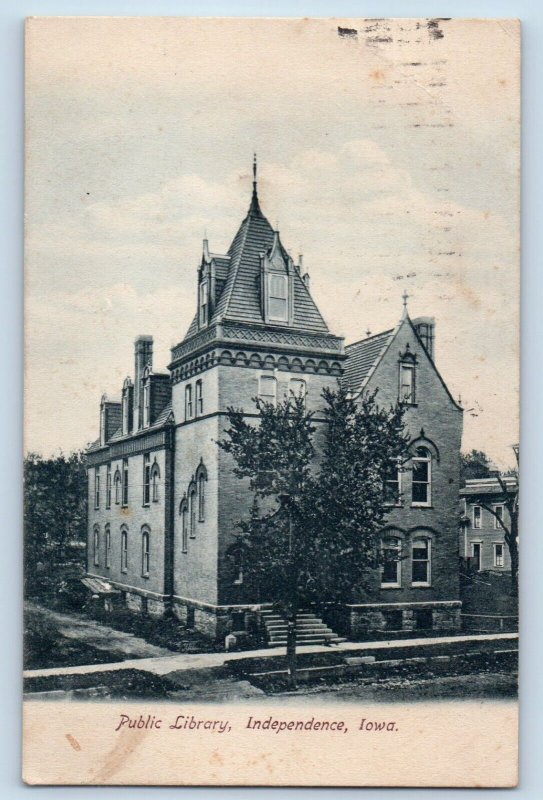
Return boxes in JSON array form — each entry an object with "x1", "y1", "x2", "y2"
[
  {"x1": 210, "y1": 749, "x2": 223, "y2": 766},
  {"x1": 89, "y1": 728, "x2": 148, "y2": 783},
  {"x1": 499, "y1": 79, "x2": 507, "y2": 87},
  {"x1": 370, "y1": 69, "x2": 385, "y2": 81},
  {"x1": 483, "y1": 211, "x2": 491, "y2": 220},
  {"x1": 65, "y1": 733, "x2": 81, "y2": 752}
]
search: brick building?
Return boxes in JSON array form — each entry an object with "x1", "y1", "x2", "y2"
[
  {"x1": 86, "y1": 165, "x2": 464, "y2": 640},
  {"x1": 460, "y1": 477, "x2": 518, "y2": 573}
]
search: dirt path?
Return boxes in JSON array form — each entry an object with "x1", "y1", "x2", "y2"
[{"x1": 25, "y1": 602, "x2": 177, "y2": 661}]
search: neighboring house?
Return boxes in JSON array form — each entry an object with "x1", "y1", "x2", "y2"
[
  {"x1": 86, "y1": 165, "x2": 463, "y2": 640},
  {"x1": 460, "y1": 477, "x2": 518, "y2": 573}
]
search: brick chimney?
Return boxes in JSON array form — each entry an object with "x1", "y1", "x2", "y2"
[
  {"x1": 412, "y1": 317, "x2": 435, "y2": 360},
  {"x1": 134, "y1": 335, "x2": 153, "y2": 430}
]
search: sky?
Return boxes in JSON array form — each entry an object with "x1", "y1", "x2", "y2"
[{"x1": 24, "y1": 17, "x2": 520, "y2": 467}]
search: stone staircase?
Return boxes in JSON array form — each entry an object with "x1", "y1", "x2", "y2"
[{"x1": 260, "y1": 609, "x2": 347, "y2": 647}]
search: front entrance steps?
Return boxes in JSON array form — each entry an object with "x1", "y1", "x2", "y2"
[{"x1": 260, "y1": 609, "x2": 347, "y2": 647}]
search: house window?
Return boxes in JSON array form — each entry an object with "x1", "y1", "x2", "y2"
[
  {"x1": 106, "y1": 464, "x2": 111, "y2": 509},
  {"x1": 412, "y1": 538, "x2": 431, "y2": 586},
  {"x1": 259, "y1": 375, "x2": 277, "y2": 406},
  {"x1": 189, "y1": 490, "x2": 196, "y2": 538},
  {"x1": 122, "y1": 458, "x2": 129, "y2": 507},
  {"x1": 143, "y1": 454, "x2": 151, "y2": 506},
  {"x1": 472, "y1": 541, "x2": 482, "y2": 571},
  {"x1": 289, "y1": 378, "x2": 306, "y2": 406},
  {"x1": 114, "y1": 469, "x2": 121, "y2": 505},
  {"x1": 473, "y1": 505, "x2": 482, "y2": 529},
  {"x1": 151, "y1": 463, "x2": 160, "y2": 502},
  {"x1": 399, "y1": 363, "x2": 415, "y2": 404},
  {"x1": 268, "y1": 273, "x2": 288, "y2": 321},
  {"x1": 195, "y1": 380, "x2": 203, "y2": 416},
  {"x1": 381, "y1": 537, "x2": 402, "y2": 588},
  {"x1": 493, "y1": 505, "x2": 504, "y2": 529},
  {"x1": 143, "y1": 379, "x2": 150, "y2": 428},
  {"x1": 105, "y1": 525, "x2": 111, "y2": 568},
  {"x1": 199, "y1": 281, "x2": 209, "y2": 327},
  {"x1": 494, "y1": 543, "x2": 504, "y2": 568},
  {"x1": 198, "y1": 474, "x2": 205, "y2": 521},
  {"x1": 121, "y1": 528, "x2": 128, "y2": 573},
  {"x1": 141, "y1": 530, "x2": 150, "y2": 577},
  {"x1": 384, "y1": 460, "x2": 402, "y2": 506},
  {"x1": 93, "y1": 526, "x2": 100, "y2": 567},
  {"x1": 412, "y1": 447, "x2": 431, "y2": 506},
  {"x1": 185, "y1": 384, "x2": 193, "y2": 420},
  {"x1": 94, "y1": 468, "x2": 100, "y2": 509},
  {"x1": 181, "y1": 505, "x2": 188, "y2": 553}
]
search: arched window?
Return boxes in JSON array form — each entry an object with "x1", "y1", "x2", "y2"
[
  {"x1": 94, "y1": 467, "x2": 100, "y2": 510},
  {"x1": 122, "y1": 377, "x2": 132, "y2": 435},
  {"x1": 189, "y1": 485, "x2": 197, "y2": 539},
  {"x1": 195, "y1": 379, "x2": 203, "y2": 416},
  {"x1": 122, "y1": 458, "x2": 129, "y2": 507},
  {"x1": 121, "y1": 527, "x2": 128, "y2": 573},
  {"x1": 143, "y1": 453, "x2": 151, "y2": 506},
  {"x1": 114, "y1": 468, "x2": 121, "y2": 504},
  {"x1": 412, "y1": 447, "x2": 431, "y2": 506},
  {"x1": 106, "y1": 464, "x2": 112, "y2": 509},
  {"x1": 185, "y1": 384, "x2": 193, "y2": 420},
  {"x1": 412, "y1": 537, "x2": 431, "y2": 586},
  {"x1": 93, "y1": 525, "x2": 100, "y2": 567},
  {"x1": 198, "y1": 474, "x2": 206, "y2": 522},
  {"x1": 384, "y1": 457, "x2": 402, "y2": 506},
  {"x1": 105, "y1": 524, "x2": 111, "y2": 568},
  {"x1": 381, "y1": 536, "x2": 402, "y2": 588},
  {"x1": 141, "y1": 529, "x2": 150, "y2": 577},
  {"x1": 180, "y1": 497, "x2": 188, "y2": 553},
  {"x1": 259, "y1": 375, "x2": 277, "y2": 406},
  {"x1": 199, "y1": 280, "x2": 209, "y2": 327},
  {"x1": 151, "y1": 461, "x2": 160, "y2": 502}
]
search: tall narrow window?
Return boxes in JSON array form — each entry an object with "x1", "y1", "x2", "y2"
[
  {"x1": 493, "y1": 505, "x2": 504, "y2": 529},
  {"x1": 199, "y1": 281, "x2": 209, "y2": 327},
  {"x1": 122, "y1": 391, "x2": 129, "y2": 435},
  {"x1": 399, "y1": 363, "x2": 415, "y2": 404},
  {"x1": 195, "y1": 380, "x2": 203, "y2": 416},
  {"x1": 93, "y1": 526, "x2": 100, "y2": 567},
  {"x1": 381, "y1": 537, "x2": 402, "y2": 587},
  {"x1": 259, "y1": 375, "x2": 277, "y2": 406},
  {"x1": 411, "y1": 447, "x2": 431, "y2": 506},
  {"x1": 105, "y1": 524, "x2": 111, "y2": 568},
  {"x1": 288, "y1": 378, "x2": 306, "y2": 407},
  {"x1": 385, "y1": 459, "x2": 402, "y2": 506},
  {"x1": 121, "y1": 528, "x2": 128, "y2": 573},
  {"x1": 268, "y1": 274, "x2": 288, "y2": 321},
  {"x1": 141, "y1": 530, "x2": 150, "y2": 577},
  {"x1": 122, "y1": 458, "x2": 129, "y2": 507},
  {"x1": 185, "y1": 384, "x2": 193, "y2": 420},
  {"x1": 143, "y1": 379, "x2": 150, "y2": 428},
  {"x1": 94, "y1": 468, "x2": 100, "y2": 510},
  {"x1": 473, "y1": 505, "x2": 482, "y2": 529},
  {"x1": 143, "y1": 453, "x2": 151, "y2": 506},
  {"x1": 494, "y1": 543, "x2": 504, "y2": 567},
  {"x1": 114, "y1": 469, "x2": 121, "y2": 505},
  {"x1": 181, "y1": 507, "x2": 188, "y2": 553},
  {"x1": 189, "y1": 490, "x2": 196, "y2": 538},
  {"x1": 106, "y1": 464, "x2": 111, "y2": 509},
  {"x1": 151, "y1": 463, "x2": 160, "y2": 502},
  {"x1": 412, "y1": 538, "x2": 431, "y2": 586},
  {"x1": 472, "y1": 541, "x2": 482, "y2": 571},
  {"x1": 198, "y1": 474, "x2": 205, "y2": 521}
]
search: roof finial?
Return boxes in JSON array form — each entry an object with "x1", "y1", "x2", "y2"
[
  {"x1": 249, "y1": 152, "x2": 261, "y2": 215},
  {"x1": 365, "y1": 328, "x2": 372, "y2": 338},
  {"x1": 402, "y1": 289, "x2": 409, "y2": 308}
]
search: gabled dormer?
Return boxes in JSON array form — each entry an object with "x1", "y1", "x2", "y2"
[
  {"x1": 197, "y1": 240, "x2": 231, "y2": 330},
  {"x1": 260, "y1": 230, "x2": 295, "y2": 325}
]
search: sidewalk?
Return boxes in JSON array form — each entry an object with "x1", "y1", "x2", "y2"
[{"x1": 23, "y1": 631, "x2": 518, "y2": 680}]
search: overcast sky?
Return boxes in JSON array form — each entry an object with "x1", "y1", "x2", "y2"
[{"x1": 25, "y1": 17, "x2": 519, "y2": 466}]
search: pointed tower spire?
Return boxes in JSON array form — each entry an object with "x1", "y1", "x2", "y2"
[{"x1": 249, "y1": 152, "x2": 262, "y2": 215}]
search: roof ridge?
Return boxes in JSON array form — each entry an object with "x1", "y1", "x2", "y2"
[
  {"x1": 346, "y1": 328, "x2": 394, "y2": 349},
  {"x1": 215, "y1": 211, "x2": 254, "y2": 322}
]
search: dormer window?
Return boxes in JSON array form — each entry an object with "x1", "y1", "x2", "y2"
[
  {"x1": 142, "y1": 377, "x2": 150, "y2": 428},
  {"x1": 268, "y1": 274, "x2": 288, "y2": 321},
  {"x1": 199, "y1": 280, "x2": 209, "y2": 327}
]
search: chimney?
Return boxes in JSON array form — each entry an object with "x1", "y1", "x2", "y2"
[
  {"x1": 134, "y1": 335, "x2": 153, "y2": 430},
  {"x1": 412, "y1": 317, "x2": 435, "y2": 360},
  {"x1": 302, "y1": 272, "x2": 310, "y2": 290}
]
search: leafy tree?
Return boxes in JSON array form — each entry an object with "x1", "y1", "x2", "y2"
[
  {"x1": 24, "y1": 451, "x2": 88, "y2": 597},
  {"x1": 218, "y1": 387, "x2": 409, "y2": 688},
  {"x1": 460, "y1": 449, "x2": 491, "y2": 483}
]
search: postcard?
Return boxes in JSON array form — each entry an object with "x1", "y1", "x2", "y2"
[{"x1": 23, "y1": 17, "x2": 519, "y2": 786}]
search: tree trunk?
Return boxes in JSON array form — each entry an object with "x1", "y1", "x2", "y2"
[{"x1": 286, "y1": 610, "x2": 297, "y2": 690}]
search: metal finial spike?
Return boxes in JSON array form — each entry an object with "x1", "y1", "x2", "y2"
[
  {"x1": 253, "y1": 152, "x2": 257, "y2": 182},
  {"x1": 366, "y1": 328, "x2": 372, "y2": 338},
  {"x1": 402, "y1": 289, "x2": 409, "y2": 308}
]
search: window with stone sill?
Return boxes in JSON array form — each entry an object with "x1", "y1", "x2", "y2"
[
  {"x1": 381, "y1": 537, "x2": 402, "y2": 588},
  {"x1": 121, "y1": 528, "x2": 128, "y2": 573},
  {"x1": 399, "y1": 362, "x2": 415, "y2": 405},
  {"x1": 105, "y1": 524, "x2": 111, "y2": 569},
  {"x1": 94, "y1": 468, "x2": 100, "y2": 510},
  {"x1": 268, "y1": 273, "x2": 288, "y2": 321},
  {"x1": 411, "y1": 538, "x2": 431, "y2": 586},
  {"x1": 143, "y1": 453, "x2": 151, "y2": 506},
  {"x1": 411, "y1": 447, "x2": 431, "y2": 506},
  {"x1": 259, "y1": 375, "x2": 277, "y2": 406},
  {"x1": 93, "y1": 526, "x2": 100, "y2": 567},
  {"x1": 106, "y1": 464, "x2": 111, "y2": 509},
  {"x1": 141, "y1": 529, "x2": 150, "y2": 577}
]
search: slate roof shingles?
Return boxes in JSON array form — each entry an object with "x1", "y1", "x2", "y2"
[{"x1": 341, "y1": 329, "x2": 394, "y2": 393}]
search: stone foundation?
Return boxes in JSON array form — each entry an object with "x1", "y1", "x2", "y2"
[
  {"x1": 348, "y1": 602, "x2": 461, "y2": 639},
  {"x1": 172, "y1": 598, "x2": 265, "y2": 643},
  {"x1": 125, "y1": 591, "x2": 143, "y2": 613}
]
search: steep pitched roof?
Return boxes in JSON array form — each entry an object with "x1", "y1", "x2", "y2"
[
  {"x1": 181, "y1": 183, "x2": 330, "y2": 341},
  {"x1": 342, "y1": 329, "x2": 394, "y2": 393}
]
